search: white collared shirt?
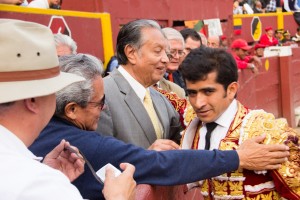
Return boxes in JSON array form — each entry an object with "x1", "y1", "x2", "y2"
[
  {"x1": 27, "y1": 0, "x2": 49, "y2": 8},
  {"x1": 0, "y1": 125, "x2": 83, "y2": 200},
  {"x1": 118, "y1": 66, "x2": 148, "y2": 102},
  {"x1": 198, "y1": 99, "x2": 238, "y2": 150}
]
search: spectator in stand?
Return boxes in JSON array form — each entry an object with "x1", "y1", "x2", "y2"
[
  {"x1": 231, "y1": 38, "x2": 261, "y2": 74},
  {"x1": 162, "y1": 27, "x2": 186, "y2": 91},
  {"x1": 274, "y1": 29, "x2": 284, "y2": 46},
  {"x1": 155, "y1": 27, "x2": 186, "y2": 98},
  {"x1": 260, "y1": 0, "x2": 268, "y2": 8},
  {"x1": 0, "y1": 0, "x2": 27, "y2": 5},
  {"x1": 253, "y1": 0, "x2": 266, "y2": 13},
  {"x1": 282, "y1": 0, "x2": 300, "y2": 12},
  {"x1": 242, "y1": 0, "x2": 254, "y2": 13},
  {"x1": 292, "y1": 26, "x2": 300, "y2": 42},
  {"x1": 220, "y1": 35, "x2": 229, "y2": 49},
  {"x1": 207, "y1": 35, "x2": 220, "y2": 48},
  {"x1": 233, "y1": 0, "x2": 244, "y2": 14},
  {"x1": 180, "y1": 28, "x2": 202, "y2": 56},
  {"x1": 282, "y1": 30, "x2": 295, "y2": 45},
  {"x1": 54, "y1": 33, "x2": 77, "y2": 56},
  {"x1": 259, "y1": 26, "x2": 278, "y2": 46},
  {"x1": 28, "y1": 0, "x2": 61, "y2": 9},
  {"x1": 265, "y1": 0, "x2": 277, "y2": 12},
  {"x1": 254, "y1": 43, "x2": 266, "y2": 57}
]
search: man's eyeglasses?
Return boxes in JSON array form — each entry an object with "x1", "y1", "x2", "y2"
[
  {"x1": 167, "y1": 49, "x2": 186, "y2": 60},
  {"x1": 88, "y1": 95, "x2": 105, "y2": 110}
]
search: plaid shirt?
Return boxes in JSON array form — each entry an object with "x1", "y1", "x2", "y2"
[{"x1": 266, "y1": 0, "x2": 277, "y2": 12}]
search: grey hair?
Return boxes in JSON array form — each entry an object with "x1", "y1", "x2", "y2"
[
  {"x1": 162, "y1": 27, "x2": 185, "y2": 47},
  {"x1": 0, "y1": 102, "x2": 15, "y2": 114},
  {"x1": 116, "y1": 19, "x2": 164, "y2": 65},
  {"x1": 55, "y1": 53, "x2": 103, "y2": 117},
  {"x1": 54, "y1": 33, "x2": 77, "y2": 54}
]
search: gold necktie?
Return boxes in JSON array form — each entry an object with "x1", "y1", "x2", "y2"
[{"x1": 143, "y1": 90, "x2": 162, "y2": 139}]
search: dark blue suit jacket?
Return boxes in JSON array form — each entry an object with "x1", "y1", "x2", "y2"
[{"x1": 30, "y1": 117, "x2": 239, "y2": 200}]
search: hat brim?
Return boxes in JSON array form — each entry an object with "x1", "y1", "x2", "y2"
[
  {"x1": 0, "y1": 72, "x2": 85, "y2": 103},
  {"x1": 240, "y1": 46, "x2": 252, "y2": 50}
]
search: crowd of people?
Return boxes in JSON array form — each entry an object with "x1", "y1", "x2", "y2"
[
  {"x1": 234, "y1": 0, "x2": 300, "y2": 14},
  {"x1": 0, "y1": 2, "x2": 300, "y2": 199}
]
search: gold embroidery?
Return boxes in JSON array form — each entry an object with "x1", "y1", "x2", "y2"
[
  {"x1": 213, "y1": 180, "x2": 228, "y2": 196},
  {"x1": 245, "y1": 191, "x2": 281, "y2": 200},
  {"x1": 231, "y1": 168, "x2": 244, "y2": 178},
  {"x1": 183, "y1": 101, "x2": 300, "y2": 199},
  {"x1": 229, "y1": 181, "x2": 244, "y2": 196},
  {"x1": 219, "y1": 141, "x2": 238, "y2": 150},
  {"x1": 240, "y1": 110, "x2": 300, "y2": 198},
  {"x1": 183, "y1": 103, "x2": 196, "y2": 126},
  {"x1": 201, "y1": 180, "x2": 209, "y2": 193}
]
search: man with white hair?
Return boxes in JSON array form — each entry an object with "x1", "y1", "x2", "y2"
[
  {"x1": 162, "y1": 27, "x2": 186, "y2": 96},
  {"x1": 54, "y1": 33, "x2": 77, "y2": 56},
  {"x1": 157, "y1": 27, "x2": 186, "y2": 98},
  {"x1": 207, "y1": 35, "x2": 220, "y2": 48}
]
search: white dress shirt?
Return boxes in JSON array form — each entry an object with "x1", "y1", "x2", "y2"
[
  {"x1": 118, "y1": 66, "x2": 147, "y2": 102},
  {"x1": 198, "y1": 99, "x2": 238, "y2": 150},
  {"x1": 27, "y1": 0, "x2": 49, "y2": 8},
  {"x1": 0, "y1": 125, "x2": 83, "y2": 200}
]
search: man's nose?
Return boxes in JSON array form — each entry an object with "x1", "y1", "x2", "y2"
[
  {"x1": 162, "y1": 52, "x2": 170, "y2": 63},
  {"x1": 193, "y1": 94, "x2": 207, "y2": 109}
]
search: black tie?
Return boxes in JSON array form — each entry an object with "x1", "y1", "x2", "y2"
[{"x1": 205, "y1": 122, "x2": 218, "y2": 150}]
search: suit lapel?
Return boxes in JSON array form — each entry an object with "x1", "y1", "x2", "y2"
[{"x1": 110, "y1": 70, "x2": 157, "y2": 143}]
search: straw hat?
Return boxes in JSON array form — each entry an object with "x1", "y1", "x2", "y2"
[{"x1": 0, "y1": 19, "x2": 84, "y2": 103}]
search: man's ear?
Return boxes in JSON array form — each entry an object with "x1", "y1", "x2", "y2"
[
  {"x1": 227, "y1": 82, "x2": 239, "y2": 99},
  {"x1": 64, "y1": 102, "x2": 79, "y2": 120},
  {"x1": 23, "y1": 98, "x2": 38, "y2": 113},
  {"x1": 124, "y1": 44, "x2": 137, "y2": 65}
]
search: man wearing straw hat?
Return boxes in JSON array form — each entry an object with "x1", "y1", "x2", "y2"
[{"x1": 0, "y1": 19, "x2": 136, "y2": 200}]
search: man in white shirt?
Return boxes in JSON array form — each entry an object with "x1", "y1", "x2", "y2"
[
  {"x1": 0, "y1": 19, "x2": 136, "y2": 200},
  {"x1": 97, "y1": 19, "x2": 182, "y2": 150},
  {"x1": 27, "y1": 0, "x2": 60, "y2": 9}
]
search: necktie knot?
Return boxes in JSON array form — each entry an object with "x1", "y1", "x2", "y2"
[
  {"x1": 206, "y1": 122, "x2": 218, "y2": 133},
  {"x1": 205, "y1": 122, "x2": 218, "y2": 150},
  {"x1": 144, "y1": 90, "x2": 151, "y2": 101}
]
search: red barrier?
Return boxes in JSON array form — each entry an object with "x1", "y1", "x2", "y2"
[
  {"x1": 135, "y1": 184, "x2": 203, "y2": 200},
  {"x1": 0, "y1": 5, "x2": 114, "y2": 65},
  {"x1": 238, "y1": 47, "x2": 300, "y2": 127}
]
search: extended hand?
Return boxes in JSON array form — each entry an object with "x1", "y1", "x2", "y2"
[
  {"x1": 103, "y1": 163, "x2": 136, "y2": 200},
  {"x1": 43, "y1": 139, "x2": 85, "y2": 182},
  {"x1": 148, "y1": 139, "x2": 180, "y2": 151},
  {"x1": 237, "y1": 134, "x2": 289, "y2": 170}
]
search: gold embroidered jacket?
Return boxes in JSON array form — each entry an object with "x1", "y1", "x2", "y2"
[{"x1": 181, "y1": 101, "x2": 300, "y2": 200}]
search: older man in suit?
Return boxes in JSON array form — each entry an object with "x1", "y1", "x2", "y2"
[{"x1": 97, "y1": 19, "x2": 182, "y2": 150}]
